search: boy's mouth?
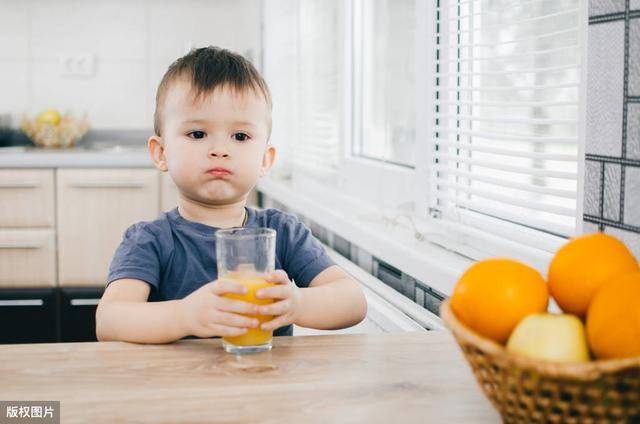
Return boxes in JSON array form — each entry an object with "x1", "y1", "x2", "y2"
[{"x1": 206, "y1": 167, "x2": 232, "y2": 176}]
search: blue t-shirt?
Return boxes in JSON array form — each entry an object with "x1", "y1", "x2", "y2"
[{"x1": 106, "y1": 207, "x2": 335, "y2": 337}]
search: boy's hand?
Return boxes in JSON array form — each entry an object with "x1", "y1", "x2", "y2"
[
  {"x1": 255, "y1": 270, "x2": 303, "y2": 331},
  {"x1": 178, "y1": 279, "x2": 261, "y2": 338}
]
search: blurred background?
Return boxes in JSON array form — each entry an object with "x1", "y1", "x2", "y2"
[{"x1": 0, "y1": 0, "x2": 260, "y2": 131}]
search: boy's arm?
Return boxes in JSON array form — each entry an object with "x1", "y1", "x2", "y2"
[
  {"x1": 96, "y1": 279, "x2": 186, "y2": 344},
  {"x1": 97, "y1": 278, "x2": 260, "y2": 344},
  {"x1": 296, "y1": 265, "x2": 368, "y2": 330}
]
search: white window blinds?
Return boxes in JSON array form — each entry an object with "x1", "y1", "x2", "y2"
[
  {"x1": 431, "y1": 0, "x2": 585, "y2": 244},
  {"x1": 262, "y1": 0, "x2": 298, "y2": 174},
  {"x1": 263, "y1": 0, "x2": 344, "y2": 178},
  {"x1": 297, "y1": 0, "x2": 344, "y2": 176}
]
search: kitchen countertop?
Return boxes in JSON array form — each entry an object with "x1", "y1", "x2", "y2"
[
  {"x1": 0, "y1": 331, "x2": 499, "y2": 423},
  {"x1": 0, "y1": 145, "x2": 152, "y2": 168}
]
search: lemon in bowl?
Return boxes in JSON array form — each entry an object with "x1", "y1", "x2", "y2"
[
  {"x1": 21, "y1": 110, "x2": 90, "y2": 148},
  {"x1": 36, "y1": 109, "x2": 62, "y2": 126}
]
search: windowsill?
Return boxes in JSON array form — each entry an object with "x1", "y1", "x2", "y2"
[{"x1": 257, "y1": 175, "x2": 474, "y2": 296}]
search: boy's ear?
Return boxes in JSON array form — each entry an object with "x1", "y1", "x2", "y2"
[
  {"x1": 148, "y1": 135, "x2": 168, "y2": 172},
  {"x1": 259, "y1": 144, "x2": 276, "y2": 177}
]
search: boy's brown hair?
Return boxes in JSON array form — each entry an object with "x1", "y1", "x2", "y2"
[{"x1": 153, "y1": 46, "x2": 272, "y2": 136}]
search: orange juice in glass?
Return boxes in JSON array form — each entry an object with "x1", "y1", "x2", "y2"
[{"x1": 215, "y1": 228, "x2": 276, "y2": 354}]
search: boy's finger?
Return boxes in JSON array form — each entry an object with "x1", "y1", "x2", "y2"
[
  {"x1": 257, "y1": 299, "x2": 291, "y2": 316},
  {"x1": 208, "y1": 324, "x2": 248, "y2": 338},
  {"x1": 210, "y1": 279, "x2": 247, "y2": 295},
  {"x1": 266, "y1": 270, "x2": 289, "y2": 284},
  {"x1": 212, "y1": 310, "x2": 259, "y2": 329},
  {"x1": 216, "y1": 297, "x2": 260, "y2": 315},
  {"x1": 255, "y1": 284, "x2": 291, "y2": 300},
  {"x1": 260, "y1": 315, "x2": 289, "y2": 331}
]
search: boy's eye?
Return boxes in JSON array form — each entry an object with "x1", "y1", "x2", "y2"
[
  {"x1": 188, "y1": 131, "x2": 206, "y2": 140},
  {"x1": 233, "y1": 132, "x2": 250, "y2": 142}
]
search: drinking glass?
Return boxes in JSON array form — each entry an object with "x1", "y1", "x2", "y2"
[{"x1": 216, "y1": 227, "x2": 276, "y2": 354}]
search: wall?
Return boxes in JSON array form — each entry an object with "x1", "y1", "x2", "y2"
[
  {"x1": 0, "y1": 0, "x2": 261, "y2": 130},
  {"x1": 584, "y1": 0, "x2": 640, "y2": 258}
]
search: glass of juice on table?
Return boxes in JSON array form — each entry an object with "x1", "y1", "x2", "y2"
[{"x1": 215, "y1": 227, "x2": 276, "y2": 354}]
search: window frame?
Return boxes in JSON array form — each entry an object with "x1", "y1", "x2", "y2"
[{"x1": 336, "y1": 0, "x2": 431, "y2": 216}]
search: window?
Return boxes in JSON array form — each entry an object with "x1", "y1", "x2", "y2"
[
  {"x1": 430, "y1": 0, "x2": 585, "y2": 254},
  {"x1": 262, "y1": 0, "x2": 299, "y2": 173},
  {"x1": 262, "y1": 0, "x2": 587, "y2": 265},
  {"x1": 353, "y1": 0, "x2": 417, "y2": 167},
  {"x1": 262, "y1": 0, "x2": 344, "y2": 178}
]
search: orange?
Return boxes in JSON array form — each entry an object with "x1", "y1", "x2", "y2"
[
  {"x1": 548, "y1": 233, "x2": 638, "y2": 318},
  {"x1": 586, "y1": 271, "x2": 640, "y2": 359},
  {"x1": 451, "y1": 258, "x2": 549, "y2": 344}
]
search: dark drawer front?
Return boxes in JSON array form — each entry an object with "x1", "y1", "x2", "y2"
[
  {"x1": 0, "y1": 288, "x2": 58, "y2": 344},
  {"x1": 60, "y1": 287, "x2": 104, "y2": 342}
]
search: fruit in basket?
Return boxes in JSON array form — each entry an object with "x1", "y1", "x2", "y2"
[
  {"x1": 548, "y1": 233, "x2": 638, "y2": 318},
  {"x1": 21, "y1": 111, "x2": 89, "y2": 148},
  {"x1": 450, "y1": 258, "x2": 548, "y2": 344},
  {"x1": 36, "y1": 108, "x2": 62, "y2": 125},
  {"x1": 586, "y1": 271, "x2": 640, "y2": 359},
  {"x1": 506, "y1": 313, "x2": 590, "y2": 362}
]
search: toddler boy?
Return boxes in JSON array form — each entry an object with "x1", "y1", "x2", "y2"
[{"x1": 96, "y1": 47, "x2": 367, "y2": 343}]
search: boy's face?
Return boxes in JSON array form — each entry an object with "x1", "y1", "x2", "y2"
[{"x1": 149, "y1": 80, "x2": 275, "y2": 206}]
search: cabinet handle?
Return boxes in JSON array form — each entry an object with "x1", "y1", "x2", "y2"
[
  {"x1": 0, "y1": 243, "x2": 42, "y2": 250},
  {"x1": 70, "y1": 298, "x2": 101, "y2": 306},
  {"x1": 0, "y1": 299, "x2": 44, "y2": 306},
  {"x1": 69, "y1": 182, "x2": 146, "y2": 189},
  {"x1": 0, "y1": 182, "x2": 41, "y2": 188}
]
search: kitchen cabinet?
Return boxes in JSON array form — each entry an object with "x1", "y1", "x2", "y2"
[
  {"x1": 0, "y1": 169, "x2": 56, "y2": 289},
  {"x1": 0, "y1": 169, "x2": 54, "y2": 227},
  {"x1": 0, "y1": 167, "x2": 162, "y2": 344},
  {"x1": 59, "y1": 287, "x2": 104, "y2": 342},
  {"x1": 0, "y1": 164, "x2": 257, "y2": 344},
  {"x1": 0, "y1": 229, "x2": 56, "y2": 288},
  {"x1": 0, "y1": 288, "x2": 58, "y2": 344},
  {"x1": 57, "y1": 169, "x2": 160, "y2": 286},
  {"x1": 0, "y1": 286, "x2": 105, "y2": 344}
]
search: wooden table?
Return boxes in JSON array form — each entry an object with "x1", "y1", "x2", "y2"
[{"x1": 0, "y1": 331, "x2": 500, "y2": 423}]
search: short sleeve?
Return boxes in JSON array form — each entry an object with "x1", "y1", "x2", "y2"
[
  {"x1": 281, "y1": 216, "x2": 335, "y2": 288},
  {"x1": 106, "y1": 223, "x2": 161, "y2": 291}
]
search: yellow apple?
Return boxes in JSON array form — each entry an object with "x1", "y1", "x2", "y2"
[
  {"x1": 36, "y1": 109, "x2": 61, "y2": 125},
  {"x1": 506, "y1": 313, "x2": 590, "y2": 362}
]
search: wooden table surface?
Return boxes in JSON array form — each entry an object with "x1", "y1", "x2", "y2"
[{"x1": 0, "y1": 331, "x2": 500, "y2": 423}]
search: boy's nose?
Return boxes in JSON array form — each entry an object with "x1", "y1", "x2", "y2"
[
  {"x1": 209, "y1": 152, "x2": 229, "y2": 158},
  {"x1": 208, "y1": 149, "x2": 229, "y2": 158}
]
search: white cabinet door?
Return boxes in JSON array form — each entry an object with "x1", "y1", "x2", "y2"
[
  {"x1": 0, "y1": 229, "x2": 56, "y2": 287},
  {"x1": 57, "y1": 169, "x2": 160, "y2": 286},
  {"x1": 0, "y1": 169, "x2": 54, "y2": 227}
]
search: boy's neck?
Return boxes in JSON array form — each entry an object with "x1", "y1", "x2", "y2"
[{"x1": 177, "y1": 195, "x2": 247, "y2": 228}]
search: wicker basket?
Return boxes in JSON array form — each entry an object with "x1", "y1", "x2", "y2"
[
  {"x1": 20, "y1": 112, "x2": 89, "y2": 148},
  {"x1": 440, "y1": 299, "x2": 640, "y2": 423}
]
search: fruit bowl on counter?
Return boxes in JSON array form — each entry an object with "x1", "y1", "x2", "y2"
[
  {"x1": 20, "y1": 109, "x2": 90, "y2": 148},
  {"x1": 441, "y1": 234, "x2": 640, "y2": 423}
]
